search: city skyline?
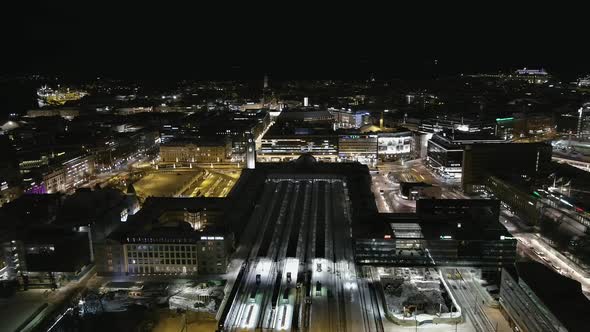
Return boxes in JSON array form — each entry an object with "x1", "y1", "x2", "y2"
[{"x1": 2, "y1": 5, "x2": 590, "y2": 332}]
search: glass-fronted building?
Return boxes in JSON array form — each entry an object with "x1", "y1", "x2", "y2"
[
  {"x1": 354, "y1": 199, "x2": 516, "y2": 279},
  {"x1": 426, "y1": 135, "x2": 464, "y2": 178}
]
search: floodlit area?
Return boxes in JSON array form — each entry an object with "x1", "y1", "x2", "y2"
[
  {"x1": 372, "y1": 159, "x2": 466, "y2": 213},
  {"x1": 378, "y1": 267, "x2": 462, "y2": 324},
  {"x1": 45, "y1": 278, "x2": 228, "y2": 331},
  {"x1": 133, "y1": 170, "x2": 205, "y2": 199},
  {"x1": 131, "y1": 169, "x2": 238, "y2": 201},
  {"x1": 189, "y1": 171, "x2": 237, "y2": 198},
  {"x1": 169, "y1": 281, "x2": 225, "y2": 313}
]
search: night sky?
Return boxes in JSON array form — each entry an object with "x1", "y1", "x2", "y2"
[{"x1": 3, "y1": 4, "x2": 589, "y2": 81}]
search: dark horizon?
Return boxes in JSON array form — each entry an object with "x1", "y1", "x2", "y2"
[{"x1": 4, "y1": 4, "x2": 589, "y2": 81}]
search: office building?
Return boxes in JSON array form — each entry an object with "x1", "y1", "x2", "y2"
[
  {"x1": 425, "y1": 133, "x2": 467, "y2": 179},
  {"x1": 500, "y1": 262, "x2": 590, "y2": 332},
  {"x1": 330, "y1": 108, "x2": 370, "y2": 129},
  {"x1": 0, "y1": 187, "x2": 138, "y2": 285},
  {"x1": 0, "y1": 194, "x2": 94, "y2": 286},
  {"x1": 577, "y1": 103, "x2": 590, "y2": 139},
  {"x1": 513, "y1": 68, "x2": 550, "y2": 84},
  {"x1": 95, "y1": 197, "x2": 233, "y2": 276},
  {"x1": 377, "y1": 131, "x2": 414, "y2": 160},
  {"x1": 426, "y1": 131, "x2": 550, "y2": 188},
  {"x1": 159, "y1": 138, "x2": 231, "y2": 164},
  {"x1": 54, "y1": 154, "x2": 95, "y2": 193},
  {"x1": 33, "y1": 153, "x2": 96, "y2": 194},
  {"x1": 338, "y1": 134, "x2": 378, "y2": 163},
  {"x1": 259, "y1": 124, "x2": 338, "y2": 162},
  {"x1": 417, "y1": 117, "x2": 495, "y2": 134},
  {"x1": 354, "y1": 199, "x2": 516, "y2": 279},
  {"x1": 1, "y1": 226, "x2": 92, "y2": 287},
  {"x1": 486, "y1": 176, "x2": 541, "y2": 224},
  {"x1": 462, "y1": 141, "x2": 552, "y2": 193}
]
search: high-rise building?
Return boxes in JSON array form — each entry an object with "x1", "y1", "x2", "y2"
[{"x1": 462, "y1": 141, "x2": 552, "y2": 193}]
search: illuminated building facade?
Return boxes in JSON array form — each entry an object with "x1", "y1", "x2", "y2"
[
  {"x1": 98, "y1": 225, "x2": 231, "y2": 276},
  {"x1": 160, "y1": 139, "x2": 231, "y2": 164},
  {"x1": 259, "y1": 125, "x2": 339, "y2": 162},
  {"x1": 578, "y1": 75, "x2": 590, "y2": 87},
  {"x1": 426, "y1": 131, "x2": 510, "y2": 180},
  {"x1": 95, "y1": 197, "x2": 233, "y2": 276},
  {"x1": 63, "y1": 154, "x2": 95, "y2": 191},
  {"x1": 514, "y1": 68, "x2": 550, "y2": 84},
  {"x1": 418, "y1": 117, "x2": 495, "y2": 134},
  {"x1": 43, "y1": 167, "x2": 66, "y2": 193},
  {"x1": 577, "y1": 103, "x2": 590, "y2": 139},
  {"x1": 330, "y1": 108, "x2": 370, "y2": 129},
  {"x1": 377, "y1": 132, "x2": 413, "y2": 160},
  {"x1": 338, "y1": 134, "x2": 378, "y2": 163},
  {"x1": 40, "y1": 154, "x2": 95, "y2": 193},
  {"x1": 36, "y1": 86, "x2": 88, "y2": 108},
  {"x1": 426, "y1": 134, "x2": 464, "y2": 178}
]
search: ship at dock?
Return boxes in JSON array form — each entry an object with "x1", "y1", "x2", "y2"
[{"x1": 37, "y1": 85, "x2": 88, "y2": 107}]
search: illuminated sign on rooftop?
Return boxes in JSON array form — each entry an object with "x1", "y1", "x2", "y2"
[{"x1": 496, "y1": 117, "x2": 514, "y2": 122}]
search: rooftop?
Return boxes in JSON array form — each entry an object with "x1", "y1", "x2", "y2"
[
  {"x1": 263, "y1": 120, "x2": 336, "y2": 137},
  {"x1": 511, "y1": 261, "x2": 590, "y2": 332},
  {"x1": 435, "y1": 130, "x2": 504, "y2": 144}
]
